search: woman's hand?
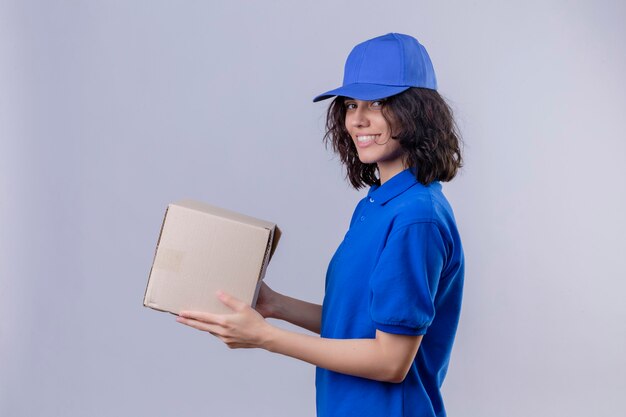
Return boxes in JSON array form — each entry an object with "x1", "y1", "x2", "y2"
[
  {"x1": 256, "y1": 282, "x2": 323, "y2": 334},
  {"x1": 176, "y1": 290, "x2": 273, "y2": 349},
  {"x1": 254, "y1": 281, "x2": 279, "y2": 319}
]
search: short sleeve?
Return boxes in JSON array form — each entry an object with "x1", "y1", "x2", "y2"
[{"x1": 369, "y1": 222, "x2": 446, "y2": 336}]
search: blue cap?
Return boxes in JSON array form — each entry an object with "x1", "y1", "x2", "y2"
[{"x1": 313, "y1": 33, "x2": 438, "y2": 102}]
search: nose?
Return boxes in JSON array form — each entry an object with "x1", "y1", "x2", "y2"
[{"x1": 349, "y1": 104, "x2": 370, "y2": 128}]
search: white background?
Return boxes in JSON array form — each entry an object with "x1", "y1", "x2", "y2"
[{"x1": 1, "y1": 1, "x2": 625, "y2": 416}]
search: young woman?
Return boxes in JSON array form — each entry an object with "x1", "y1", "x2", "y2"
[{"x1": 177, "y1": 33, "x2": 464, "y2": 417}]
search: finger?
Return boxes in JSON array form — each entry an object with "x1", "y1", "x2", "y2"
[
  {"x1": 178, "y1": 318, "x2": 223, "y2": 336},
  {"x1": 179, "y1": 310, "x2": 226, "y2": 325},
  {"x1": 216, "y1": 290, "x2": 247, "y2": 312},
  {"x1": 176, "y1": 316, "x2": 226, "y2": 335}
]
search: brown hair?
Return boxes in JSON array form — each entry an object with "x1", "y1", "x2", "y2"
[{"x1": 322, "y1": 87, "x2": 463, "y2": 189}]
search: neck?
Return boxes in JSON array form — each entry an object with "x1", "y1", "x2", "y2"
[{"x1": 377, "y1": 158, "x2": 408, "y2": 185}]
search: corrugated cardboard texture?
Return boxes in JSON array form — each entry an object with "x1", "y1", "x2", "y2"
[{"x1": 144, "y1": 200, "x2": 280, "y2": 315}]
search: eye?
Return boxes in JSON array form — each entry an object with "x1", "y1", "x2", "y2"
[
  {"x1": 369, "y1": 100, "x2": 385, "y2": 110},
  {"x1": 344, "y1": 102, "x2": 357, "y2": 110}
]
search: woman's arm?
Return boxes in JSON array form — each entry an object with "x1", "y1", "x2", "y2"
[
  {"x1": 265, "y1": 326, "x2": 421, "y2": 383},
  {"x1": 254, "y1": 282, "x2": 322, "y2": 334},
  {"x1": 177, "y1": 290, "x2": 422, "y2": 383}
]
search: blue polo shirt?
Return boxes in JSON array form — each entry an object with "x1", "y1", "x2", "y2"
[{"x1": 316, "y1": 167, "x2": 464, "y2": 417}]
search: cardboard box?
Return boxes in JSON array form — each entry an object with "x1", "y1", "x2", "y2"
[{"x1": 143, "y1": 199, "x2": 281, "y2": 316}]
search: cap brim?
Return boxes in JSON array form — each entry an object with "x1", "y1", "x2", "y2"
[{"x1": 312, "y1": 83, "x2": 411, "y2": 102}]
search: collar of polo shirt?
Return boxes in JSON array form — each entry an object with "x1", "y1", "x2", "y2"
[{"x1": 367, "y1": 167, "x2": 441, "y2": 205}]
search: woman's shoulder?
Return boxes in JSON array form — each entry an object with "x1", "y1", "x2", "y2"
[{"x1": 388, "y1": 181, "x2": 457, "y2": 229}]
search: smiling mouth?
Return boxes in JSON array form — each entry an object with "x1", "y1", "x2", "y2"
[{"x1": 357, "y1": 134, "x2": 380, "y2": 143}]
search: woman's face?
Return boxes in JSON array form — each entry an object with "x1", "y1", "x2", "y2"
[{"x1": 343, "y1": 98, "x2": 405, "y2": 170}]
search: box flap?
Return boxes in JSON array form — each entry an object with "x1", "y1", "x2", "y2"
[
  {"x1": 173, "y1": 199, "x2": 277, "y2": 230},
  {"x1": 269, "y1": 226, "x2": 281, "y2": 261}
]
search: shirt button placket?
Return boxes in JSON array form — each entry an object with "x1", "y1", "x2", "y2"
[{"x1": 361, "y1": 197, "x2": 374, "y2": 221}]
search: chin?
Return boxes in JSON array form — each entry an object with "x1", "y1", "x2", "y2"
[{"x1": 356, "y1": 154, "x2": 375, "y2": 165}]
